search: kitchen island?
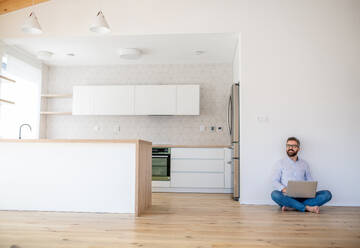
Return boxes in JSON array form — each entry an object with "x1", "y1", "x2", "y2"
[{"x1": 0, "y1": 139, "x2": 152, "y2": 216}]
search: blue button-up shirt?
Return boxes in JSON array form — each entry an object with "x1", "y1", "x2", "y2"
[{"x1": 272, "y1": 156, "x2": 314, "y2": 191}]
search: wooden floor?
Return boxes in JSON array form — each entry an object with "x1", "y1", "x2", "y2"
[{"x1": 0, "y1": 193, "x2": 360, "y2": 248}]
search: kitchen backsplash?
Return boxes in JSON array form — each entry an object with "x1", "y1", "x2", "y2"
[{"x1": 43, "y1": 63, "x2": 233, "y2": 145}]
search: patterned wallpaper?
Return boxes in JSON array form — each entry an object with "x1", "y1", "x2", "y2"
[{"x1": 43, "y1": 63, "x2": 233, "y2": 146}]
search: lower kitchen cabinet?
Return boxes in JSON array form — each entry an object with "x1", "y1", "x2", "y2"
[
  {"x1": 171, "y1": 159, "x2": 224, "y2": 172},
  {"x1": 152, "y1": 148, "x2": 233, "y2": 193},
  {"x1": 171, "y1": 172, "x2": 225, "y2": 188}
]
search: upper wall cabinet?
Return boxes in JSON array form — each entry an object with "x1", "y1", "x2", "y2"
[
  {"x1": 135, "y1": 85, "x2": 177, "y2": 115},
  {"x1": 73, "y1": 85, "x2": 200, "y2": 116},
  {"x1": 73, "y1": 85, "x2": 135, "y2": 115},
  {"x1": 176, "y1": 85, "x2": 200, "y2": 115}
]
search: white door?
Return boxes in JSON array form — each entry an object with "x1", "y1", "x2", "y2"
[
  {"x1": 134, "y1": 85, "x2": 177, "y2": 115},
  {"x1": 176, "y1": 85, "x2": 200, "y2": 115}
]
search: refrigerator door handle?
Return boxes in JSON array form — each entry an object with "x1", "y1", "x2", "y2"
[{"x1": 227, "y1": 94, "x2": 233, "y2": 136}]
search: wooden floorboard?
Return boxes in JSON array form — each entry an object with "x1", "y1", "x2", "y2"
[{"x1": 0, "y1": 193, "x2": 359, "y2": 248}]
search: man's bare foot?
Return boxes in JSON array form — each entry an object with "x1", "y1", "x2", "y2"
[
  {"x1": 305, "y1": 205, "x2": 320, "y2": 214},
  {"x1": 281, "y1": 206, "x2": 296, "y2": 211}
]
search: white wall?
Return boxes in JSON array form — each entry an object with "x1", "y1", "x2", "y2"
[
  {"x1": 238, "y1": 1, "x2": 360, "y2": 206},
  {"x1": 1, "y1": 0, "x2": 359, "y2": 205}
]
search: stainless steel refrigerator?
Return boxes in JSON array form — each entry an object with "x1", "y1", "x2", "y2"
[{"x1": 227, "y1": 83, "x2": 240, "y2": 201}]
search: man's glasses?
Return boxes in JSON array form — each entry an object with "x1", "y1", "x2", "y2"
[{"x1": 286, "y1": 144, "x2": 299, "y2": 148}]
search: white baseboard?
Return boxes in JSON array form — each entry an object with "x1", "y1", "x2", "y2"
[{"x1": 239, "y1": 201, "x2": 360, "y2": 207}]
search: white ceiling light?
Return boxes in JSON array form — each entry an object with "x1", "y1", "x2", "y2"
[
  {"x1": 194, "y1": 50, "x2": 205, "y2": 55},
  {"x1": 37, "y1": 50, "x2": 53, "y2": 60},
  {"x1": 117, "y1": 48, "x2": 142, "y2": 60},
  {"x1": 22, "y1": 11, "x2": 42, "y2": 34},
  {"x1": 90, "y1": 11, "x2": 111, "y2": 34}
]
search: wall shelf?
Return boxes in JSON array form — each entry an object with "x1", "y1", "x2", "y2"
[
  {"x1": 0, "y1": 98, "x2": 15, "y2": 104},
  {"x1": 0, "y1": 75, "x2": 16, "y2": 83},
  {"x1": 41, "y1": 93, "x2": 72, "y2": 116},
  {"x1": 41, "y1": 94, "x2": 72, "y2": 98},
  {"x1": 40, "y1": 112, "x2": 72, "y2": 115}
]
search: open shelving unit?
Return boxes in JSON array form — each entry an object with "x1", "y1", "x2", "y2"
[
  {"x1": 0, "y1": 74, "x2": 16, "y2": 105},
  {"x1": 41, "y1": 93, "x2": 72, "y2": 115},
  {"x1": 41, "y1": 94, "x2": 72, "y2": 98},
  {"x1": 40, "y1": 111, "x2": 72, "y2": 115},
  {"x1": 0, "y1": 98, "x2": 15, "y2": 104},
  {"x1": 0, "y1": 75, "x2": 16, "y2": 83}
]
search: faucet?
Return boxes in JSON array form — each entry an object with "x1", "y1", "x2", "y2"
[{"x1": 19, "y1": 124, "x2": 32, "y2": 139}]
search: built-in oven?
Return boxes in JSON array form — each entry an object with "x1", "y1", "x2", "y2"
[{"x1": 152, "y1": 147, "x2": 170, "y2": 181}]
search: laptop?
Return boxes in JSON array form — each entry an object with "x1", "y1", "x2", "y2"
[{"x1": 285, "y1": 181, "x2": 318, "y2": 198}]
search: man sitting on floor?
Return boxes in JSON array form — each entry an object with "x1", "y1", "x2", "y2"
[{"x1": 271, "y1": 137, "x2": 332, "y2": 213}]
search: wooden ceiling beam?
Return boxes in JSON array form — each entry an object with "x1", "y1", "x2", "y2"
[{"x1": 0, "y1": 0, "x2": 49, "y2": 15}]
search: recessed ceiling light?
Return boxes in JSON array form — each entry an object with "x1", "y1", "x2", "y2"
[
  {"x1": 117, "y1": 48, "x2": 142, "y2": 60},
  {"x1": 37, "y1": 51, "x2": 53, "y2": 60},
  {"x1": 194, "y1": 50, "x2": 205, "y2": 55}
]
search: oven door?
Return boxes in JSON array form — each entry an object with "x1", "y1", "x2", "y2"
[{"x1": 152, "y1": 154, "x2": 170, "y2": 181}]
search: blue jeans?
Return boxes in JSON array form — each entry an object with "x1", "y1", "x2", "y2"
[{"x1": 271, "y1": 190, "x2": 332, "y2": 212}]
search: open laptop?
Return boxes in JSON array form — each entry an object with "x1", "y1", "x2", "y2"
[{"x1": 285, "y1": 181, "x2": 318, "y2": 198}]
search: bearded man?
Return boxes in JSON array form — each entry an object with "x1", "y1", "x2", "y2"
[{"x1": 271, "y1": 137, "x2": 332, "y2": 213}]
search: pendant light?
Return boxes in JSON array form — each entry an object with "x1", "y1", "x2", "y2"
[
  {"x1": 21, "y1": 0, "x2": 42, "y2": 34},
  {"x1": 90, "y1": 10, "x2": 111, "y2": 34}
]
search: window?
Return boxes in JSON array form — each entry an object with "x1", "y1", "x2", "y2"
[
  {"x1": 1, "y1": 55, "x2": 7, "y2": 70},
  {"x1": 0, "y1": 53, "x2": 41, "y2": 139}
]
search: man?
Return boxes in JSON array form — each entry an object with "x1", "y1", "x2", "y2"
[{"x1": 271, "y1": 137, "x2": 332, "y2": 213}]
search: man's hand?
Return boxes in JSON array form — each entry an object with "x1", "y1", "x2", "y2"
[{"x1": 281, "y1": 188, "x2": 287, "y2": 193}]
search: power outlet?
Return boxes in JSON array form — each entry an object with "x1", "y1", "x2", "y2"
[
  {"x1": 114, "y1": 125, "x2": 121, "y2": 133},
  {"x1": 209, "y1": 126, "x2": 216, "y2": 132},
  {"x1": 257, "y1": 115, "x2": 269, "y2": 123}
]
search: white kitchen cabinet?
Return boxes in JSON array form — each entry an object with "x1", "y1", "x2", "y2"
[
  {"x1": 72, "y1": 86, "x2": 94, "y2": 115},
  {"x1": 171, "y1": 172, "x2": 225, "y2": 188},
  {"x1": 135, "y1": 85, "x2": 177, "y2": 115},
  {"x1": 171, "y1": 148, "x2": 224, "y2": 160},
  {"x1": 169, "y1": 148, "x2": 232, "y2": 193},
  {"x1": 176, "y1": 85, "x2": 200, "y2": 115},
  {"x1": 152, "y1": 147, "x2": 233, "y2": 193},
  {"x1": 152, "y1": 181, "x2": 171, "y2": 188},
  {"x1": 72, "y1": 86, "x2": 135, "y2": 115},
  {"x1": 73, "y1": 84, "x2": 199, "y2": 116},
  {"x1": 171, "y1": 159, "x2": 224, "y2": 172},
  {"x1": 93, "y1": 86, "x2": 134, "y2": 115}
]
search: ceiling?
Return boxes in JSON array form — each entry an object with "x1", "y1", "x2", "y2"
[
  {"x1": 0, "y1": 0, "x2": 49, "y2": 15},
  {"x1": 2, "y1": 33, "x2": 238, "y2": 66}
]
